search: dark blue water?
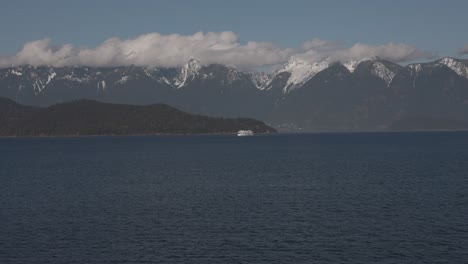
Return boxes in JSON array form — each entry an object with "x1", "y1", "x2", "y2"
[{"x1": 1, "y1": 132, "x2": 468, "y2": 263}]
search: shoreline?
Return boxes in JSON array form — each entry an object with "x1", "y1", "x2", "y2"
[
  {"x1": 0, "y1": 131, "x2": 276, "y2": 139},
  {"x1": 2, "y1": 129, "x2": 468, "y2": 139}
]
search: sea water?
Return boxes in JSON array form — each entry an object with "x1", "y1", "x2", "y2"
[{"x1": 1, "y1": 132, "x2": 467, "y2": 263}]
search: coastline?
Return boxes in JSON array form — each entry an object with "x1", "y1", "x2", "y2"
[
  {"x1": 0, "y1": 131, "x2": 276, "y2": 139},
  {"x1": 2, "y1": 128, "x2": 468, "y2": 139}
]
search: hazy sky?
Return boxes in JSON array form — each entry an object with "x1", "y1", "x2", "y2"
[{"x1": 0, "y1": 0, "x2": 467, "y2": 68}]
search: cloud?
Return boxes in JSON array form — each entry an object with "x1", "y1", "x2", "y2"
[
  {"x1": 295, "y1": 40, "x2": 435, "y2": 63},
  {"x1": 0, "y1": 32, "x2": 434, "y2": 68},
  {"x1": 458, "y1": 44, "x2": 468, "y2": 55},
  {"x1": 6, "y1": 39, "x2": 77, "y2": 67},
  {"x1": 338, "y1": 43, "x2": 434, "y2": 62},
  {"x1": 0, "y1": 32, "x2": 293, "y2": 69}
]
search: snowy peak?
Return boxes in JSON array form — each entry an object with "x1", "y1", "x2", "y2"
[
  {"x1": 248, "y1": 71, "x2": 272, "y2": 90},
  {"x1": 406, "y1": 57, "x2": 468, "y2": 80},
  {"x1": 280, "y1": 56, "x2": 310, "y2": 72},
  {"x1": 369, "y1": 61, "x2": 396, "y2": 86},
  {"x1": 408, "y1": 63, "x2": 423, "y2": 75},
  {"x1": 9, "y1": 68, "x2": 24, "y2": 76},
  {"x1": 60, "y1": 69, "x2": 92, "y2": 83},
  {"x1": 278, "y1": 57, "x2": 330, "y2": 93},
  {"x1": 343, "y1": 59, "x2": 370, "y2": 73},
  {"x1": 12, "y1": 66, "x2": 58, "y2": 94},
  {"x1": 173, "y1": 58, "x2": 202, "y2": 88},
  {"x1": 185, "y1": 58, "x2": 202, "y2": 71},
  {"x1": 437, "y1": 57, "x2": 468, "y2": 79},
  {"x1": 226, "y1": 66, "x2": 242, "y2": 83}
]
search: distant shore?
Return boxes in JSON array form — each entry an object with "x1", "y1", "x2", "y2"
[
  {"x1": 3, "y1": 129, "x2": 468, "y2": 139},
  {"x1": 0, "y1": 98, "x2": 276, "y2": 137}
]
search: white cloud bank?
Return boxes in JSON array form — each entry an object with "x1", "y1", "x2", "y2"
[{"x1": 0, "y1": 31, "x2": 435, "y2": 68}]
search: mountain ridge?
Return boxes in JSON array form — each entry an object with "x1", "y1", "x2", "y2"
[
  {"x1": 0, "y1": 97, "x2": 276, "y2": 136},
  {"x1": 1, "y1": 57, "x2": 468, "y2": 131}
]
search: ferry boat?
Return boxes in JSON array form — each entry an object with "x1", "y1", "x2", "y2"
[{"x1": 237, "y1": 130, "x2": 254, "y2": 136}]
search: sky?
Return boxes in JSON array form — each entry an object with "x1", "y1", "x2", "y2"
[{"x1": 0, "y1": 0, "x2": 467, "y2": 68}]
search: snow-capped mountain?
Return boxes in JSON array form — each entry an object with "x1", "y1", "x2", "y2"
[
  {"x1": 343, "y1": 59, "x2": 370, "y2": 73},
  {"x1": 173, "y1": 58, "x2": 202, "y2": 88},
  {"x1": 408, "y1": 63, "x2": 423, "y2": 75},
  {"x1": 370, "y1": 61, "x2": 396, "y2": 86},
  {"x1": 273, "y1": 57, "x2": 404, "y2": 92},
  {"x1": 357, "y1": 60, "x2": 402, "y2": 87},
  {"x1": 277, "y1": 57, "x2": 330, "y2": 93},
  {"x1": 407, "y1": 57, "x2": 468, "y2": 78},
  {"x1": 248, "y1": 71, "x2": 272, "y2": 90},
  {"x1": 437, "y1": 57, "x2": 468, "y2": 79},
  {"x1": 1, "y1": 57, "x2": 468, "y2": 131}
]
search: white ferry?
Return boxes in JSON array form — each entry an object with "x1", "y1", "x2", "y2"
[{"x1": 237, "y1": 130, "x2": 254, "y2": 136}]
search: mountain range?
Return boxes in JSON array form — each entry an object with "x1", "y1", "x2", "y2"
[{"x1": 1, "y1": 57, "x2": 468, "y2": 131}]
